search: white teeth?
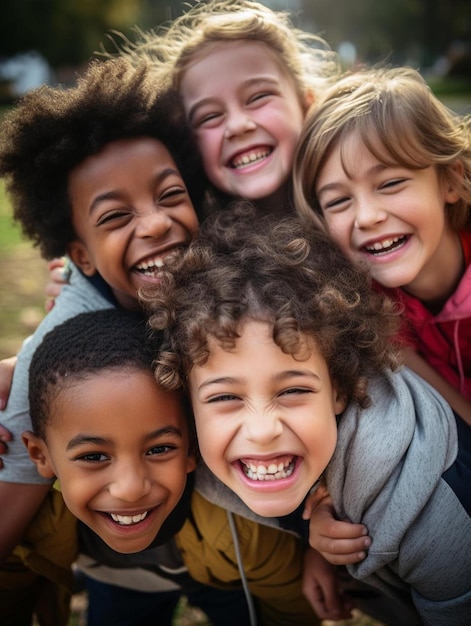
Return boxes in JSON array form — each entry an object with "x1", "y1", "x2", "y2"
[
  {"x1": 135, "y1": 254, "x2": 173, "y2": 275},
  {"x1": 242, "y1": 459, "x2": 295, "y2": 481},
  {"x1": 366, "y1": 236, "x2": 404, "y2": 252},
  {"x1": 232, "y1": 150, "x2": 270, "y2": 169},
  {"x1": 110, "y1": 511, "x2": 148, "y2": 525}
]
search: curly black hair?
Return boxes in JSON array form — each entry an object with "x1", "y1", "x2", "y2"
[
  {"x1": 143, "y1": 204, "x2": 403, "y2": 408},
  {"x1": 28, "y1": 309, "x2": 175, "y2": 439},
  {"x1": 0, "y1": 58, "x2": 206, "y2": 259}
]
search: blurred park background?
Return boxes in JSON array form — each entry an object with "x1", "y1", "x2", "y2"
[
  {"x1": 1, "y1": 0, "x2": 470, "y2": 358},
  {"x1": 0, "y1": 2, "x2": 469, "y2": 624}
]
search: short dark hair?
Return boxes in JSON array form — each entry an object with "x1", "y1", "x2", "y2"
[
  {"x1": 0, "y1": 58, "x2": 205, "y2": 259},
  {"x1": 29, "y1": 309, "x2": 169, "y2": 439},
  {"x1": 144, "y1": 204, "x2": 402, "y2": 408}
]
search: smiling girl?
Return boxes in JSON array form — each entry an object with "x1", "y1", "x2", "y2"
[{"x1": 294, "y1": 66, "x2": 471, "y2": 413}]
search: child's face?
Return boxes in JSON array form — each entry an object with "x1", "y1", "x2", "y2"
[
  {"x1": 316, "y1": 131, "x2": 461, "y2": 300},
  {"x1": 25, "y1": 369, "x2": 196, "y2": 554},
  {"x1": 188, "y1": 320, "x2": 345, "y2": 517},
  {"x1": 180, "y1": 40, "x2": 305, "y2": 206},
  {"x1": 68, "y1": 137, "x2": 199, "y2": 311}
]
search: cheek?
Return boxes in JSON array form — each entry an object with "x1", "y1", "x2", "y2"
[
  {"x1": 311, "y1": 416, "x2": 337, "y2": 462},
  {"x1": 193, "y1": 418, "x2": 212, "y2": 453},
  {"x1": 326, "y1": 219, "x2": 351, "y2": 250},
  {"x1": 195, "y1": 130, "x2": 217, "y2": 158},
  {"x1": 60, "y1": 479, "x2": 90, "y2": 517}
]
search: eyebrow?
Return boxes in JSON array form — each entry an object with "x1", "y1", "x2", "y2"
[
  {"x1": 317, "y1": 163, "x2": 388, "y2": 197},
  {"x1": 66, "y1": 426, "x2": 183, "y2": 451},
  {"x1": 187, "y1": 76, "x2": 280, "y2": 124},
  {"x1": 89, "y1": 167, "x2": 181, "y2": 215},
  {"x1": 196, "y1": 369, "x2": 321, "y2": 392}
]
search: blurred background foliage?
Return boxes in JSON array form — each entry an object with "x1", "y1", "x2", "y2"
[
  {"x1": 0, "y1": 0, "x2": 469, "y2": 359},
  {"x1": 0, "y1": 0, "x2": 470, "y2": 101}
]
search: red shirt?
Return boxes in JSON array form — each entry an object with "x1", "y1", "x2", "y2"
[{"x1": 379, "y1": 231, "x2": 471, "y2": 400}]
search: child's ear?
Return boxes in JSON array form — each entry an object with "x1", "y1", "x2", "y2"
[
  {"x1": 303, "y1": 89, "x2": 315, "y2": 111},
  {"x1": 443, "y1": 161, "x2": 464, "y2": 204},
  {"x1": 22, "y1": 431, "x2": 57, "y2": 479},
  {"x1": 186, "y1": 453, "x2": 197, "y2": 474},
  {"x1": 68, "y1": 240, "x2": 97, "y2": 277},
  {"x1": 333, "y1": 389, "x2": 347, "y2": 416}
]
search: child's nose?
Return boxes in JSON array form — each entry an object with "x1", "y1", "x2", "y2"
[
  {"x1": 108, "y1": 463, "x2": 152, "y2": 502},
  {"x1": 354, "y1": 198, "x2": 386, "y2": 229},
  {"x1": 136, "y1": 209, "x2": 173, "y2": 239},
  {"x1": 241, "y1": 408, "x2": 283, "y2": 444},
  {"x1": 224, "y1": 109, "x2": 257, "y2": 138}
]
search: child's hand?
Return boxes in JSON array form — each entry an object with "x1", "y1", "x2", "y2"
[
  {"x1": 0, "y1": 356, "x2": 16, "y2": 412},
  {"x1": 45, "y1": 257, "x2": 69, "y2": 312},
  {"x1": 0, "y1": 356, "x2": 16, "y2": 467},
  {"x1": 303, "y1": 490, "x2": 371, "y2": 565},
  {"x1": 302, "y1": 546, "x2": 354, "y2": 620}
]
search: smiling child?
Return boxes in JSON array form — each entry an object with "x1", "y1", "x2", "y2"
[
  {"x1": 145, "y1": 206, "x2": 471, "y2": 625},
  {"x1": 24, "y1": 308, "x2": 319, "y2": 626}
]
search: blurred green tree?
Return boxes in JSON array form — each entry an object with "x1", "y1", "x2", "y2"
[{"x1": 1, "y1": 1, "x2": 469, "y2": 72}]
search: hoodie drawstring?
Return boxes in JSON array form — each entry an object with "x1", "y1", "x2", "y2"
[{"x1": 227, "y1": 510, "x2": 258, "y2": 626}]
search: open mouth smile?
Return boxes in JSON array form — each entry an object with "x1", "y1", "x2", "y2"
[
  {"x1": 364, "y1": 235, "x2": 408, "y2": 256},
  {"x1": 239, "y1": 455, "x2": 296, "y2": 481},
  {"x1": 134, "y1": 250, "x2": 183, "y2": 277},
  {"x1": 230, "y1": 148, "x2": 272, "y2": 169},
  {"x1": 109, "y1": 511, "x2": 150, "y2": 526}
]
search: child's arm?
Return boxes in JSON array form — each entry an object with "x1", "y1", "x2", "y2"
[
  {"x1": 0, "y1": 356, "x2": 16, "y2": 412},
  {"x1": 302, "y1": 546, "x2": 354, "y2": 620},
  {"x1": 0, "y1": 351, "x2": 52, "y2": 562},
  {"x1": 303, "y1": 488, "x2": 371, "y2": 565},
  {"x1": 44, "y1": 257, "x2": 69, "y2": 312},
  {"x1": 0, "y1": 356, "x2": 16, "y2": 467},
  {"x1": 405, "y1": 347, "x2": 471, "y2": 426},
  {"x1": 0, "y1": 482, "x2": 50, "y2": 563}
]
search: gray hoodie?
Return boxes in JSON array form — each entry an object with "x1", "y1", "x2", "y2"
[{"x1": 196, "y1": 367, "x2": 471, "y2": 626}]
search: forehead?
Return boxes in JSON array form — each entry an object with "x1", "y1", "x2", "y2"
[
  {"x1": 69, "y1": 137, "x2": 178, "y2": 186},
  {"x1": 200, "y1": 320, "x2": 325, "y2": 369},
  {"x1": 179, "y1": 39, "x2": 296, "y2": 94},
  {"x1": 48, "y1": 368, "x2": 188, "y2": 440}
]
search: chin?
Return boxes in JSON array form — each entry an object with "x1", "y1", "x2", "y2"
[
  {"x1": 105, "y1": 537, "x2": 153, "y2": 554},
  {"x1": 242, "y1": 495, "x2": 302, "y2": 519}
]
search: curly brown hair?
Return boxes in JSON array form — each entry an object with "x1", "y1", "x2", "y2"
[
  {"x1": 0, "y1": 58, "x2": 205, "y2": 259},
  {"x1": 143, "y1": 204, "x2": 402, "y2": 408}
]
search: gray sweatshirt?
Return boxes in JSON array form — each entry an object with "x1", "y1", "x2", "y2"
[
  {"x1": 196, "y1": 368, "x2": 471, "y2": 626},
  {"x1": 1, "y1": 262, "x2": 114, "y2": 484}
]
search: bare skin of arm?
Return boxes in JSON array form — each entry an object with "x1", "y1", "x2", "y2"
[
  {"x1": 405, "y1": 347, "x2": 471, "y2": 426},
  {"x1": 0, "y1": 482, "x2": 50, "y2": 564},
  {"x1": 0, "y1": 356, "x2": 16, "y2": 413},
  {"x1": 44, "y1": 257, "x2": 68, "y2": 312},
  {"x1": 0, "y1": 357, "x2": 16, "y2": 465}
]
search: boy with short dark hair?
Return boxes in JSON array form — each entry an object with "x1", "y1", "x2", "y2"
[{"x1": 24, "y1": 308, "x2": 318, "y2": 626}]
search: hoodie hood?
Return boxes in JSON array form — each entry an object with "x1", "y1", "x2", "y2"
[{"x1": 326, "y1": 367, "x2": 457, "y2": 578}]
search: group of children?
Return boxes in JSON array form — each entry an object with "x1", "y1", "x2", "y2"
[{"x1": 0, "y1": 1, "x2": 470, "y2": 625}]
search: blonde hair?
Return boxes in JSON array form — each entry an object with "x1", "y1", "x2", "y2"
[
  {"x1": 293, "y1": 66, "x2": 471, "y2": 231},
  {"x1": 115, "y1": 0, "x2": 340, "y2": 103}
]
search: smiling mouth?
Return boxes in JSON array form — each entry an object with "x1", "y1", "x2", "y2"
[
  {"x1": 230, "y1": 148, "x2": 272, "y2": 169},
  {"x1": 134, "y1": 249, "x2": 183, "y2": 277},
  {"x1": 109, "y1": 511, "x2": 150, "y2": 526},
  {"x1": 364, "y1": 235, "x2": 408, "y2": 256},
  {"x1": 239, "y1": 456, "x2": 296, "y2": 481}
]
